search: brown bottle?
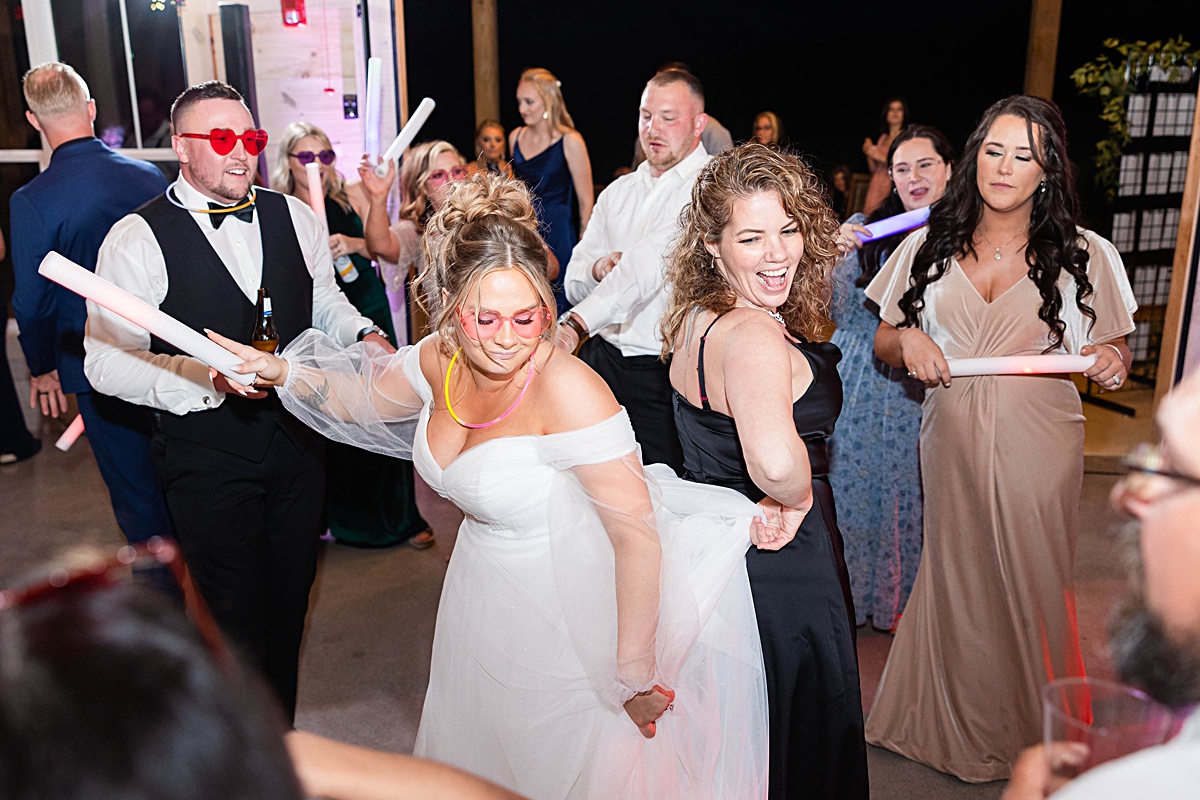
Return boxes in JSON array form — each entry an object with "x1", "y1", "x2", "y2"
[{"x1": 251, "y1": 287, "x2": 279, "y2": 353}]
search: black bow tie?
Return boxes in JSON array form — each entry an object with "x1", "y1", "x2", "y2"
[{"x1": 208, "y1": 200, "x2": 255, "y2": 229}]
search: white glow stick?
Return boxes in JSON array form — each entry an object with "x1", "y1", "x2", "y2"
[
  {"x1": 374, "y1": 97, "x2": 436, "y2": 177},
  {"x1": 363, "y1": 57, "x2": 383, "y2": 162},
  {"x1": 38, "y1": 252, "x2": 256, "y2": 385},
  {"x1": 305, "y1": 161, "x2": 328, "y2": 232},
  {"x1": 55, "y1": 414, "x2": 85, "y2": 451},
  {"x1": 945, "y1": 354, "x2": 1097, "y2": 377},
  {"x1": 856, "y1": 206, "x2": 931, "y2": 242}
]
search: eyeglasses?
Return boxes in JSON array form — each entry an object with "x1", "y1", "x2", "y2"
[
  {"x1": 889, "y1": 158, "x2": 944, "y2": 179},
  {"x1": 1119, "y1": 442, "x2": 1200, "y2": 502},
  {"x1": 427, "y1": 166, "x2": 468, "y2": 186},
  {"x1": 179, "y1": 128, "x2": 269, "y2": 156},
  {"x1": 458, "y1": 306, "x2": 552, "y2": 341},
  {"x1": 0, "y1": 537, "x2": 228, "y2": 661},
  {"x1": 290, "y1": 149, "x2": 336, "y2": 166}
]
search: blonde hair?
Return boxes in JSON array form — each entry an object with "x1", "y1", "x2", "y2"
[
  {"x1": 518, "y1": 68, "x2": 575, "y2": 132},
  {"x1": 417, "y1": 173, "x2": 554, "y2": 357},
  {"x1": 661, "y1": 143, "x2": 839, "y2": 357},
  {"x1": 22, "y1": 62, "x2": 90, "y2": 120},
  {"x1": 753, "y1": 111, "x2": 782, "y2": 146},
  {"x1": 271, "y1": 122, "x2": 351, "y2": 212},
  {"x1": 398, "y1": 140, "x2": 466, "y2": 228}
]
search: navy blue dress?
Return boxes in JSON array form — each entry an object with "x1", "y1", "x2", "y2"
[
  {"x1": 673, "y1": 315, "x2": 869, "y2": 800},
  {"x1": 512, "y1": 135, "x2": 576, "y2": 315}
]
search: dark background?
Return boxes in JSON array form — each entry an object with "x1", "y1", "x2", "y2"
[{"x1": 403, "y1": 0, "x2": 1198, "y2": 231}]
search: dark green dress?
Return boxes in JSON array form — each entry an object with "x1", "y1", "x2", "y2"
[{"x1": 323, "y1": 197, "x2": 427, "y2": 546}]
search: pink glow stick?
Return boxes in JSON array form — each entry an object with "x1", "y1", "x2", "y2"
[
  {"x1": 946, "y1": 354, "x2": 1097, "y2": 376},
  {"x1": 55, "y1": 414, "x2": 85, "y2": 451},
  {"x1": 38, "y1": 252, "x2": 256, "y2": 385},
  {"x1": 305, "y1": 161, "x2": 327, "y2": 232}
]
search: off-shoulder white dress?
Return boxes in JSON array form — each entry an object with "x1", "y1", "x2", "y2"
[{"x1": 279, "y1": 334, "x2": 770, "y2": 798}]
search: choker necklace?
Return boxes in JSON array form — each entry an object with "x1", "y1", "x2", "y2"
[
  {"x1": 444, "y1": 349, "x2": 536, "y2": 429},
  {"x1": 977, "y1": 228, "x2": 1027, "y2": 261},
  {"x1": 164, "y1": 182, "x2": 257, "y2": 216}
]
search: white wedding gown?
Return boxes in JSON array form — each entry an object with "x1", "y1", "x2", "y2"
[{"x1": 279, "y1": 333, "x2": 769, "y2": 799}]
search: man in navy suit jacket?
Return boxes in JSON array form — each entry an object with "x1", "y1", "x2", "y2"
[{"x1": 11, "y1": 61, "x2": 172, "y2": 544}]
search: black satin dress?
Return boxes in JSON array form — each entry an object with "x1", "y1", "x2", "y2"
[{"x1": 673, "y1": 317, "x2": 869, "y2": 800}]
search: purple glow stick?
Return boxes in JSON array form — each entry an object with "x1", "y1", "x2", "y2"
[{"x1": 855, "y1": 206, "x2": 931, "y2": 242}]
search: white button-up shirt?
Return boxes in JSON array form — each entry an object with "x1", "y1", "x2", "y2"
[
  {"x1": 84, "y1": 173, "x2": 371, "y2": 416},
  {"x1": 565, "y1": 143, "x2": 709, "y2": 357}
]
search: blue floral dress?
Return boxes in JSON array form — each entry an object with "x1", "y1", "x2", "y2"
[{"x1": 828, "y1": 214, "x2": 924, "y2": 630}]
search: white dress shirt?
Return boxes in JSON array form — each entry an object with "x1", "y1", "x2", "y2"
[
  {"x1": 565, "y1": 143, "x2": 709, "y2": 357},
  {"x1": 84, "y1": 174, "x2": 371, "y2": 416}
]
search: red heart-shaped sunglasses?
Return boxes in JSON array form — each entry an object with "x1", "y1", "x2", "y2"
[{"x1": 179, "y1": 128, "x2": 269, "y2": 156}]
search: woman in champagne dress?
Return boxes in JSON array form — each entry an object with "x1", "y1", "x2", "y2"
[{"x1": 864, "y1": 96, "x2": 1137, "y2": 781}]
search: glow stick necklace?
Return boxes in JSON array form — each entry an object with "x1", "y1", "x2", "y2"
[
  {"x1": 443, "y1": 349, "x2": 536, "y2": 429},
  {"x1": 164, "y1": 182, "x2": 258, "y2": 216}
]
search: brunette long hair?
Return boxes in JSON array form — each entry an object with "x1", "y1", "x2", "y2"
[{"x1": 896, "y1": 95, "x2": 1095, "y2": 351}]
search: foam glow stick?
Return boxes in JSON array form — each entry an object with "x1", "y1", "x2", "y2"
[
  {"x1": 305, "y1": 161, "x2": 328, "y2": 231},
  {"x1": 38, "y1": 252, "x2": 256, "y2": 386},
  {"x1": 374, "y1": 97, "x2": 436, "y2": 177},
  {"x1": 363, "y1": 57, "x2": 383, "y2": 162},
  {"x1": 55, "y1": 414, "x2": 85, "y2": 452},
  {"x1": 945, "y1": 354, "x2": 1097, "y2": 377},
  {"x1": 856, "y1": 206, "x2": 931, "y2": 242}
]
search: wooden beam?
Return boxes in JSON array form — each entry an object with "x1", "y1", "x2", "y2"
[
  {"x1": 392, "y1": 0, "x2": 409, "y2": 124},
  {"x1": 1023, "y1": 0, "x2": 1062, "y2": 99},
  {"x1": 1154, "y1": 80, "x2": 1200, "y2": 404},
  {"x1": 471, "y1": 0, "x2": 499, "y2": 126}
]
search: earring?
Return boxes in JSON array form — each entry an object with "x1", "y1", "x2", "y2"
[
  {"x1": 710, "y1": 256, "x2": 717, "y2": 271},
  {"x1": 1039, "y1": 182, "x2": 1046, "y2": 193},
  {"x1": 542, "y1": 111, "x2": 549, "y2": 120}
]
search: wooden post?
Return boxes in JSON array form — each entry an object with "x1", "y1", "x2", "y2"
[
  {"x1": 1154, "y1": 80, "x2": 1200, "y2": 403},
  {"x1": 393, "y1": 0, "x2": 409, "y2": 124},
  {"x1": 472, "y1": 0, "x2": 499, "y2": 126},
  {"x1": 1023, "y1": 0, "x2": 1062, "y2": 99}
]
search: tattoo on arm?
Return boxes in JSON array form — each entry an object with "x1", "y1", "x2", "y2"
[{"x1": 295, "y1": 377, "x2": 330, "y2": 409}]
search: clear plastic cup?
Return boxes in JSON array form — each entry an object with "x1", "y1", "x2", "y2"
[{"x1": 1042, "y1": 676, "x2": 1175, "y2": 778}]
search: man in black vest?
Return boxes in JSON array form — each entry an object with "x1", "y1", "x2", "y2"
[{"x1": 84, "y1": 82, "x2": 390, "y2": 720}]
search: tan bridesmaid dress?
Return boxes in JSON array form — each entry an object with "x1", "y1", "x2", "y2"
[{"x1": 862, "y1": 228, "x2": 1137, "y2": 782}]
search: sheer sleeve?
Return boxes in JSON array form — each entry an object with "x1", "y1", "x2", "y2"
[
  {"x1": 538, "y1": 411, "x2": 764, "y2": 710},
  {"x1": 865, "y1": 229, "x2": 929, "y2": 327},
  {"x1": 1061, "y1": 229, "x2": 1137, "y2": 352},
  {"x1": 276, "y1": 329, "x2": 430, "y2": 460}
]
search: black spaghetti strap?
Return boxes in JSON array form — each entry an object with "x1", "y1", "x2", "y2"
[{"x1": 696, "y1": 314, "x2": 724, "y2": 411}]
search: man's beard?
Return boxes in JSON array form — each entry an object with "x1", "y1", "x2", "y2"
[{"x1": 1109, "y1": 520, "x2": 1200, "y2": 708}]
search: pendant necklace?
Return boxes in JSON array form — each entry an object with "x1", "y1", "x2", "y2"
[
  {"x1": 444, "y1": 349, "x2": 536, "y2": 429},
  {"x1": 977, "y1": 228, "x2": 1028, "y2": 261},
  {"x1": 743, "y1": 302, "x2": 785, "y2": 325}
]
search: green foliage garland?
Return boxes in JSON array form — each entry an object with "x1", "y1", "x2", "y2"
[{"x1": 1071, "y1": 37, "x2": 1200, "y2": 202}]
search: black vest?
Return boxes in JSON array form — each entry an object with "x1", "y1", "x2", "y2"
[{"x1": 138, "y1": 189, "x2": 319, "y2": 461}]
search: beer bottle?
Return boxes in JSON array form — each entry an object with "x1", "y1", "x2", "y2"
[{"x1": 252, "y1": 287, "x2": 279, "y2": 353}]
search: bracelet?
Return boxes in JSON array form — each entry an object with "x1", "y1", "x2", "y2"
[{"x1": 1101, "y1": 343, "x2": 1128, "y2": 370}]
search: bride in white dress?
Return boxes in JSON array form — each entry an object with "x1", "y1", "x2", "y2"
[{"x1": 210, "y1": 174, "x2": 796, "y2": 799}]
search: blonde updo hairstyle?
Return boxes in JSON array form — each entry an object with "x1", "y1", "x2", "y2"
[
  {"x1": 661, "y1": 142, "x2": 839, "y2": 358},
  {"x1": 397, "y1": 140, "x2": 466, "y2": 228},
  {"x1": 418, "y1": 173, "x2": 555, "y2": 357},
  {"x1": 518, "y1": 68, "x2": 575, "y2": 131}
]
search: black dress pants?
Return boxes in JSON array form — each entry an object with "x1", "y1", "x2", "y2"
[
  {"x1": 152, "y1": 427, "x2": 325, "y2": 722},
  {"x1": 578, "y1": 335, "x2": 683, "y2": 474}
]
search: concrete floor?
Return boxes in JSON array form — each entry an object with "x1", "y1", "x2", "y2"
[{"x1": 1, "y1": 324, "x2": 1147, "y2": 799}]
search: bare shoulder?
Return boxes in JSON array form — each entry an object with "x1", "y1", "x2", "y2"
[
  {"x1": 416, "y1": 334, "x2": 449, "y2": 389},
  {"x1": 562, "y1": 129, "x2": 588, "y2": 152},
  {"x1": 715, "y1": 309, "x2": 793, "y2": 355},
  {"x1": 533, "y1": 346, "x2": 621, "y2": 433}
]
